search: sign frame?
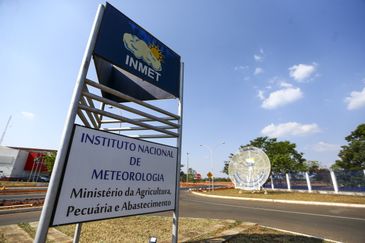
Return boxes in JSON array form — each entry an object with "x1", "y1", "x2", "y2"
[{"x1": 50, "y1": 125, "x2": 179, "y2": 226}]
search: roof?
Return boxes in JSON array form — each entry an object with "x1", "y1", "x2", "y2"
[{"x1": 7, "y1": 146, "x2": 57, "y2": 153}]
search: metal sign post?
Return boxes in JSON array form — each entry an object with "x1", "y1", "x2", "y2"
[
  {"x1": 172, "y1": 63, "x2": 184, "y2": 243},
  {"x1": 34, "y1": 3, "x2": 183, "y2": 243},
  {"x1": 34, "y1": 5, "x2": 105, "y2": 243}
]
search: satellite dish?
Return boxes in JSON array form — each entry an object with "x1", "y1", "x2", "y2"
[{"x1": 228, "y1": 146, "x2": 271, "y2": 190}]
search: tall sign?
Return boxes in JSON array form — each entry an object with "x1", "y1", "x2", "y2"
[{"x1": 35, "y1": 3, "x2": 183, "y2": 243}]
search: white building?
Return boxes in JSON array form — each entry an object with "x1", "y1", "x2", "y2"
[{"x1": 0, "y1": 146, "x2": 55, "y2": 179}]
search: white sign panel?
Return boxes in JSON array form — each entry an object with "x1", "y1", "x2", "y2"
[{"x1": 51, "y1": 125, "x2": 177, "y2": 226}]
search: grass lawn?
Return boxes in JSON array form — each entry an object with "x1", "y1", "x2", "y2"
[
  {"x1": 55, "y1": 216, "x2": 323, "y2": 243},
  {"x1": 203, "y1": 189, "x2": 365, "y2": 204},
  {"x1": 56, "y1": 216, "x2": 237, "y2": 243}
]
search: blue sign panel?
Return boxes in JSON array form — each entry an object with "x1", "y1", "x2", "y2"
[{"x1": 94, "y1": 3, "x2": 181, "y2": 98}]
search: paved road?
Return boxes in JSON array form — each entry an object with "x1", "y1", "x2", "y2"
[
  {"x1": 179, "y1": 192, "x2": 365, "y2": 243},
  {"x1": 1, "y1": 191, "x2": 364, "y2": 242}
]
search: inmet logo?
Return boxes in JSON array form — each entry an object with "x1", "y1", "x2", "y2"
[{"x1": 123, "y1": 33, "x2": 163, "y2": 82}]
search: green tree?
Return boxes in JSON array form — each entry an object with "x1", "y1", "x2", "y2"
[
  {"x1": 43, "y1": 152, "x2": 57, "y2": 174},
  {"x1": 180, "y1": 170, "x2": 186, "y2": 181},
  {"x1": 304, "y1": 160, "x2": 320, "y2": 174},
  {"x1": 187, "y1": 168, "x2": 197, "y2": 181},
  {"x1": 223, "y1": 136, "x2": 306, "y2": 174},
  {"x1": 223, "y1": 153, "x2": 234, "y2": 174},
  {"x1": 332, "y1": 123, "x2": 365, "y2": 171}
]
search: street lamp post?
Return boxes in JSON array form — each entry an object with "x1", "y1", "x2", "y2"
[
  {"x1": 0, "y1": 115, "x2": 12, "y2": 145},
  {"x1": 186, "y1": 152, "x2": 189, "y2": 183},
  {"x1": 200, "y1": 142, "x2": 225, "y2": 191}
]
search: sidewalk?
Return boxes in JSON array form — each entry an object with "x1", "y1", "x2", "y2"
[{"x1": 0, "y1": 221, "x2": 72, "y2": 243}]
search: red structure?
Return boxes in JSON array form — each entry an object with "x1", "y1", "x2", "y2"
[{"x1": 23, "y1": 152, "x2": 48, "y2": 172}]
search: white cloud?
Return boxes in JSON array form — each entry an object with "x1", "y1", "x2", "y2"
[
  {"x1": 254, "y1": 55, "x2": 262, "y2": 62},
  {"x1": 345, "y1": 87, "x2": 365, "y2": 110},
  {"x1": 311, "y1": 141, "x2": 340, "y2": 152},
  {"x1": 254, "y1": 67, "x2": 263, "y2": 75},
  {"x1": 268, "y1": 77, "x2": 292, "y2": 86},
  {"x1": 268, "y1": 76, "x2": 279, "y2": 84},
  {"x1": 21, "y1": 111, "x2": 35, "y2": 120},
  {"x1": 261, "y1": 87, "x2": 303, "y2": 109},
  {"x1": 254, "y1": 49, "x2": 264, "y2": 62},
  {"x1": 257, "y1": 90, "x2": 265, "y2": 100},
  {"x1": 261, "y1": 122, "x2": 320, "y2": 138},
  {"x1": 289, "y1": 63, "x2": 317, "y2": 82},
  {"x1": 234, "y1": 65, "x2": 248, "y2": 71},
  {"x1": 279, "y1": 81, "x2": 293, "y2": 88}
]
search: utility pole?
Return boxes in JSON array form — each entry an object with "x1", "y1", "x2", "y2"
[
  {"x1": 200, "y1": 142, "x2": 225, "y2": 191},
  {"x1": 186, "y1": 152, "x2": 189, "y2": 183},
  {"x1": 0, "y1": 115, "x2": 12, "y2": 145}
]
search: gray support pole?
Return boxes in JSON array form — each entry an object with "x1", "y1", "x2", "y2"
[
  {"x1": 97, "y1": 103, "x2": 105, "y2": 129},
  {"x1": 363, "y1": 169, "x2": 365, "y2": 177},
  {"x1": 305, "y1": 172, "x2": 312, "y2": 192},
  {"x1": 212, "y1": 175, "x2": 214, "y2": 191},
  {"x1": 330, "y1": 170, "x2": 339, "y2": 193},
  {"x1": 286, "y1": 173, "x2": 291, "y2": 191},
  {"x1": 28, "y1": 159, "x2": 36, "y2": 182},
  {"x1": 35, "y1": 159, "x2": 43, "y2": 181},
  {"x1": 35, "y1": 157, "x2": 44, "y2": 181},
  {"x1": 208, "y1": 153, "x2": 212, "y2": 191},
  {"x1": 270, "y1": 175, "x2": 274, "y2": 190},
  {"x1": 186, "y1": 152, "x2": 189, "y2": 183},
  {"x1": 34, "y1": 5, "x2": 105, "y2": 243},
  {"x1": 32, "y1": 160, "x2": 40, "y2": 182},
  {"x1": 200, "y1": 145, "x2": 214, "y2": 191},
  {"x1": 172, "y1": 62, "x2": 184, "y2": 243},
  {"x1": 73, "y1": 223, "x2": 82, "y2": 243},
  {"x1": 0, "y1": 115, "x2": 12, "y2": 145}
]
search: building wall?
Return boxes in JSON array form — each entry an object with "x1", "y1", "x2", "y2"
[
  {"x1": 10, "y1": 150, "x2": 30, "y2": 178},
  {"x1": 0, "y1": 146, "x2": 19, "y2": 177}
]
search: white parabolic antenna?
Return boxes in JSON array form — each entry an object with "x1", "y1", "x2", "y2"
[{"x1": 228, "y1": 146, "x2": 271, "y2": 190}]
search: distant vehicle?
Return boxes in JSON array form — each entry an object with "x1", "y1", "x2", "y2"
[
  {"x1": 33, "y1": 176, "x2": 50, "y2": 182},
  {"x1": 37, "y1": 176, "x2": 50, "y2": 182}
]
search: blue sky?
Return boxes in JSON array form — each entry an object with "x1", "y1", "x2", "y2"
[{"x1": 1, "y1": 0, "x2": 364, "y2": 177}]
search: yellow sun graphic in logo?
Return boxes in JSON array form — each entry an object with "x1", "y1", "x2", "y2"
[{"x1": 149, "y1": 44, "x2": 163, "y2": 63}]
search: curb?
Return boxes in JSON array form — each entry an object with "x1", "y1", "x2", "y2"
[
  {"x1": 191, "y1": 191, "x2": 365, "y2": 208},
  {"x1": 261, "y1": 225, "x2": 342, "y2": 243},
  {"x1": 0, "y1": 204, "x2": 33, "y2": 210},
  {"x1": 0, "y1": 206, "x2": 42, "y2": 215}
]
